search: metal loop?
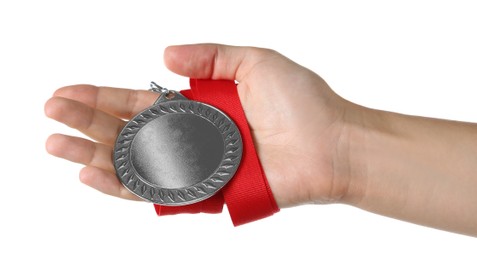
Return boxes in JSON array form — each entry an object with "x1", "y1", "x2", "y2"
[{"x1": 149, "y1": 81, "x2": 169, "y2": 94}]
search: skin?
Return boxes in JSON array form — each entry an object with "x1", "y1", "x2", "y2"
[{"x1": 45, "y1": 44, "x2": 477, "y2": 237}]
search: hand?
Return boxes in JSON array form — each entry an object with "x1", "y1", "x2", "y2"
[
  {"x1": 45, "y1": 44, "x2": 352, "y2": 208},
  {"x1": 44, "y1": 44, "x2": 477, "y2": 235}
]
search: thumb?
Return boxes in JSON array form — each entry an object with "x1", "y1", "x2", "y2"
[{"x1": 163, "y1": 43, "x2": 276, "y2": 81}]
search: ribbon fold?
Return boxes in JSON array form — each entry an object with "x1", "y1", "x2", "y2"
[{"x1": 154, "y1": 79, "x2": 279, "y2": 226}]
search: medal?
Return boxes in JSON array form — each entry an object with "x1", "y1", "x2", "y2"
[{"x1": 113, "y1": 82, "x2": 243, "y2": 206}]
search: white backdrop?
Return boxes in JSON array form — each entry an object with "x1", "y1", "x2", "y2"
[{"x1": 1, "y1": 1, "x2": 475, "y2": 259}]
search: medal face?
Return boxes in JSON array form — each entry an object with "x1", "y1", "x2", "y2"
[{"x1": 114, "y1": 94, "x2": 242, "y2": 205}]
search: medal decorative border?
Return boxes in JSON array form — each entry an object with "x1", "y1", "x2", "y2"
[{"x1": 114, "y1": 100, "x2": 242, "y2": 205}]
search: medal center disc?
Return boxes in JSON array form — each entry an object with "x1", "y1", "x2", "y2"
[{"x1": 130, "y1": 113, "x2": 224, "y2": 189}]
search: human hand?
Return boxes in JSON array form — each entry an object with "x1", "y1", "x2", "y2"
[{"x1": 45, "y1": 44, "x2": 352, "y2": 208}]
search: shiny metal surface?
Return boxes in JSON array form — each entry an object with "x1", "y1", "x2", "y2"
[{"x1": 114, "y1": 92, "x2": 242, "y2": 205}]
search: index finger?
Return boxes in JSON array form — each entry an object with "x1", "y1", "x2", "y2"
[{"x1": 53, "y1": 85, "x2": 159, "y2": 119}]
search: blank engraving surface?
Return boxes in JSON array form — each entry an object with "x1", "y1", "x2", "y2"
[
  {"x1": 113, "y1": 99, "x2": 242, "y2": 205},
  {"x1": 131, "y1": 114, "x2": 224, "y2": 189}
]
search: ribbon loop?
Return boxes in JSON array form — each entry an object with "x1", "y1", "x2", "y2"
[{"x1": 154, "y1": 79, "x2": 279, "y2": 226}]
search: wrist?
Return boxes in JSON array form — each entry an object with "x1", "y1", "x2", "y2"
[
  {"x1": 332, "y1": 102, "x2": 378, "y2": 206},
  {"x1": 333, "y1": 104, "x2": 477, "y2": 236}
]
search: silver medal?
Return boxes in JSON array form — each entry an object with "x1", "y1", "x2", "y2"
[{"x1": 113, "y1": 82, "x2": 242, "y2": 206}]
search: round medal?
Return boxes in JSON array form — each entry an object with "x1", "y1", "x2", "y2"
[{"x1": 113, "y1": 86, "x2": 242, "y2": 206}]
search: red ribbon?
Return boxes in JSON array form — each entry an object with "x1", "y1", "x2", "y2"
[{"x1": 153, "y1": 79, "x2": 279, "y2": 226}]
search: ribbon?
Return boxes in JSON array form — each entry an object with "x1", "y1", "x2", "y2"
[{"x1": 153, "y1": 79, "x2": 279, "y2": 226}]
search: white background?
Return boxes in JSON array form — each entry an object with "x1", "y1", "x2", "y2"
[{"x1": 1, "y1": 0, "x2": 475, "y2": 259}]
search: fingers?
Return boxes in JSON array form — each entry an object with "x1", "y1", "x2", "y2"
[
  {"x1": 53, "y1": 85, "x2": 159, "y2": 119},
  {"x1": 45, "y1": 134, "x2": 141, "y2": 201},
  {"x1": 80, "y1": 166, "x2": 142, "y2": 201},
  {"x1": 51, "y1": 45, "x2": 286, "y2": 121},
  {"x1": 45, "y1": 97, "x2": 124, "y2": 145},
  {"x1": 164, "y1": 43, "x2": 281, "y2": 81},
  {"x1": 46, "y1": 134, "x2": 114, "y2": 172}
]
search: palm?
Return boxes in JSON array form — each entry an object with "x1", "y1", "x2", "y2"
[
  {"x1": 234, "y1": 57, "x2": 346, "y2": 206},
  {"x1": 46, "y1": 44, "x2": 347, "y2": 207}
]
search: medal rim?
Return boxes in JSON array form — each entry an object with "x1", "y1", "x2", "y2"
[{"x1": 113, "y1": 99, "x2": 242, "y2": 206}]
